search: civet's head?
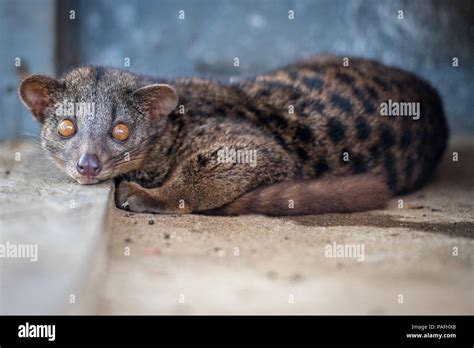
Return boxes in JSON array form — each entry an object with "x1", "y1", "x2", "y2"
[{"x1": 19, "y1": 67, "x2": 178, "y2": 184}]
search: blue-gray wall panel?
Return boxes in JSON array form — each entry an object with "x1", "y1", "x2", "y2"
[
  {"x1": 1, "y1": 0, "x2": 472, "y2": 139},
  {"x1": 0, "y1": 0, "x2": 55, "y2": 140}
]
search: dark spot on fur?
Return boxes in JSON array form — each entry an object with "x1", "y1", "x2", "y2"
[
  {"x1": 400, "y1": 129, "x2": 412, "y2": 149},
  {"x1": 197, "y1": 154, "x2": 208, "y2": 168},
  {"x1": 298, "y1": 109, "x2": 310, "y2": 118},
  {"x1": 111, "y1": 103, "x2": 117, "y2": 122},
  {"x1": 260, "y1": 80, "x2": 292, "y2": 90},
  {"x1": 214, "y1": 107, "x2": 226, "y2": 115},
  {"x1": 259, "y1": 80, "x2": 304, "y2": 100},
  {"x1": 367, "y1": 87, "x2": 379, "y2": 99},
  {"x1": 270, "y1": 113, "x2": 289, "y2": 128},
  {"x1": 295, "y1": 124, "x2": 314, "y2": 143},
  {"x1": 297, "y1": 99, "x2": 325, "y2": 115},
  {"x1": 336, "y1": 72, "x2": 355, "y2": 84},
  {"x1": 93, "y1": 67, "x2": 104, "y2": 84},
  {"x1": 297, "y1": 100, "x2": 309, "y2": 110},
  {"x1": 380, "y1": 126, "x2": 396, "y2": 149},
  {"x1": 327, "y1": 118, "x2": 346, "y2": 143},
  {"x1": 355, "y1": 117, "x2": 371, "y2": 140},
  {"x1": 255, "y1": 88, "x2": 271, "y2": 98},
  {"x1": 209, "y1": 149, "x2": 221, "y2": 161},
  {"x1": 314, "y1": 158, "x2": 329, "y2": 177},
  {"x1": 331, "y1": 94, "x2": 353, "y2": 113},
  {"x1": 302, "y1": 76, "x2": 324, "y2": 90},
  {"x1": 369, "y1": 145, "x2": 380, "y2": 160},
  {"x1": 188, "y1": 109, "x2": 213, "y2": 118},
  {"x1": 168, "y1": 111, "x2": 179, "y2": 122},
  {"x1": 352, "y1": 86, "x2": 366, "y2": 102},
  {"x1": 363, "y1": 99, "x2": 376, "y2": 114},
  {"x1": 296, "y1": 147, "x2": 310, "y2": 161},
  {"x1": 352, "y1": 154, "x2": 367, "y2": 174},
  {"x1": 384, "y1": 151, "x2": 398, "y2": 191},
  {"x1": 273, "y1": 133, "x2": 290, "y2": 150},
  {"x1": 351, "y1": 86, "x2": 375, "y2": 114}
]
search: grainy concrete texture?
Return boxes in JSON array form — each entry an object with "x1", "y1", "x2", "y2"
[
  {"x1": 0, "y1": 141, "x2": 113, "y2": 314},
  {"x1": 0, "y1": 139, "x2": 472, "y2": 314}
]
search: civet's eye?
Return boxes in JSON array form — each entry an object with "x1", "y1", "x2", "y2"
[
  {"x1": 111, "y1": 123, "x2": 130, "y2": 141},
  {"x1": 57, "y1": 119, "x2": 76, "y2": 138}
]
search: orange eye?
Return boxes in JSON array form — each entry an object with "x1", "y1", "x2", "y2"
[
  {"x1": 111, "y1": 123, "x2": 129, "y2": 141},
  {"x1": 57, "y1": 119, "x2": 76, "y2": 138}
]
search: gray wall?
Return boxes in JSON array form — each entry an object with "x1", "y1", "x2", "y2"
[
  {"x1": 0, "y1": 0, "x2": 56, "y2": 139},
  {"x1": 1, "y1": 0, "x2": 473, "y2": 140}
]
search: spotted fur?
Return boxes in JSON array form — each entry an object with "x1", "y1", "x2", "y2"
[{"x1": 19, "y1": 55, "x2": 448, "y2": 215}]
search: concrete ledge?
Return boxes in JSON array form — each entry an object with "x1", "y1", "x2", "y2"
[{"x1": 0, "y1": 141, "x2": 113, "y2": 314}]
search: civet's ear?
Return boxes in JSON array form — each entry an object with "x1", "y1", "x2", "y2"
[
  {"x1": 18, "y1": 74, "x2": 62, "y2": 123},
  {"x1": 132, "y1": 84, "x2": 178, "y2": 120}
]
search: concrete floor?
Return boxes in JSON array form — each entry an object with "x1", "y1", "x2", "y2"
[
  {"x1": 0, "y1": 141, "x2": 113, "y2": 314},
  {"x1": 1, "y1": 139, "x2": 473, "y2": 314},
  {"x1": 98, "y1": 138, "x2": 474, "y2": 314}
]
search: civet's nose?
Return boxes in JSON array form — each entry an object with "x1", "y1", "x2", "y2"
[{"x1": 76, "y1": 154, "x2": 102, "y2": 176}]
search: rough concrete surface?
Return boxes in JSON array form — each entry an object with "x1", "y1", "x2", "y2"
[
  {"x1": 98, "y1": 138, "x2": 473, "y2": 314},
  {"x1": 0, "y1": 141, "x2": 113, "y2": 314}
]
